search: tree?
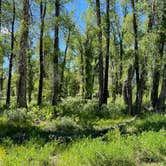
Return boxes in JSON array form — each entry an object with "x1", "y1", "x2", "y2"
[
  {"x1": 95, "y1": 0, "x2": 104, "y2": 107},
  {"x1": 6, "y1": 0, "x2": 15, "y2": 105},
  {"x1": 103, "y1": 0, "x2": 110, "y2": 104},
  {"x1": 122, "y1": 64, "x2": 134, "y2": 115},
  {"x1": 150, "y1": 0, "x2": 165, "y2": 112},
  {"x1": 0, "y1": 0, "x2": 3, "y2": 94},
  {"x1": 60, "y1": 28, "x2": 71, "y2": 94},
  {"x1": 38, "y1": 0, "x2": 46, "y2": 106},
  {"x1": 17, "y1": 0, "x2": 30, "y2": 108},
  {"x1": 131, "y1": 0, "x2": 141, "y2": 114},
  {"x1": 52, "y1": 0, "x2": 60, "y2": 105}
]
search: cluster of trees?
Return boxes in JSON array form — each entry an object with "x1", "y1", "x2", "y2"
[{"x1": 0, "y1": 0, "x2": 165, "y2": 114}]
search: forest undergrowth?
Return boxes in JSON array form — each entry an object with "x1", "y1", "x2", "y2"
[{"x1": 0, "y1": 98, "x2": 165, "y2": 166}]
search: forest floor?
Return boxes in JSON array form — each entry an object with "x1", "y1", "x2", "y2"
[{"x1": 0, "y1": 98, "x2": 166, "y2": 166}]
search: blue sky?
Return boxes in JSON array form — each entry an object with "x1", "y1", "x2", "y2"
[{"x1": 66, "y1": 0, "x2": 88, "y2": 31}]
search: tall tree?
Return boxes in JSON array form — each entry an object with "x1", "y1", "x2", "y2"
[
  {"x1": 103, "y1": 0, "x2": 110, "y2": 104},
  {"x1": 38, "y1": 0, "x2": 46, "y2": 105},
  {"x1": 95, "y1": 0, "x2": 104, "y2": 107},
  {"x1": 131, "y1": 0, "x2": 140, "y2": 114},
  {"x1": 17, "y1": 0, "x2": 30, "y2": 108},
  {"x1": 150, "y1": 0, "x2": 165, "y2": 111},
  {"x1": 0, "y1": 0, "x2": 3, "y2": 94},
  {"x1": 60, "y1": 28, "x2": 71, "y2": 94},
  {"x1": 27, "y1": 45, "x2": 33, "y2": 103},
  {"x1": 84, "y1": 33, "x2": 94, "y2": 99},
  {"x1": 52, "y1": 0, "x2": 59, "y2": 105},
  {"x1": 6, "y1": 0, "x2": 15, "y2": 105},
  {"x1": 122, "y1": 65, "x2": 134, "y2": 115}
]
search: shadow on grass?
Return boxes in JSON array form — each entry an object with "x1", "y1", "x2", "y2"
[
  {"x1": 1, "y1": 113, "x2": 165, "y2": 145},
  {"x1": 136, "y1": 118, "x2": 166, "y2": 132},
  {"x1": 0, "y1": 120, "x2": 109, "y2": 145}
]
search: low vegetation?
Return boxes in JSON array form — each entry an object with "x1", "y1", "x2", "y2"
[{"x1": 0, "y1": 98, "x2": 165, "y2": 166}]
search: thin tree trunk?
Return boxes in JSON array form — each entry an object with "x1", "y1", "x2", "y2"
[
  {"x1": 17, "y1": 0, "x2": 29, "y2": 108},
  {"x1": 131, "y1": 0, "x2": 140, "y2": 114},
  {"x1": 84, "y1": 37, "x2": 93, "y2": 99},
  {"x1": 52, "y1": 0, "x2": 59, "y2": 105},
  {"x1": 6, "y1": 0, "x2": 15, "y2": 105},
  {"x1": 38, "y1": 0, "x2": 46, "y2": 105},
  {"x1": 122, "y1": 65, "x2": 134, "y2": 115},
  {"x1": 96, "y1": 0, "x2": 104, "y2": 107},
  {"x1": 28, "y1": 48, "x2": 33, "y2": 103},
  {"x1": 151, "y1": 40, "x2": 164, "y2": 111},
  {"x1": 157, "y1": 64, "x2": 166, "y2": 112},
  {"x1": 103, "y1": 0, "x2": 110, "y2": 104},
  {"x1": 0, "y1": 0, "x2": 3, "y2": 94},
  {"x1": 60, "y1": 29, "x2": 70, "y2": 94},
  {"x1": 80, "y1": 47, "x2": 85, "y2": 97},
  {"x1": 118, "y1": 35, "x2": 124, "y2": 95}
]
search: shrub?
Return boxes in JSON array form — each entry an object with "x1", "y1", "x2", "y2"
[{"x1": 55, "y1": 116, "x2": 81, "y2": 134}]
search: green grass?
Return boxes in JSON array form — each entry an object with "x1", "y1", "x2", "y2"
[
  {"x1": 0, "y1": 131, "x2": 165, "y2": 166},
  {"x1": 0, "y1": 98, "x2": 165, "y2": 166},
  {"x1": 58, "y1": 131, "x2": 166, "y2": 166}
]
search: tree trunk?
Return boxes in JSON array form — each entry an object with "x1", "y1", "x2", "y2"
[
  {"x1": 157, "y1": 64, "x2": 166, "y2": 112},
  {"x1": 84, "y1": 37, "x2": 93, "y2": 99},
  {"x1": 103, "y1": 0, "x2": 110, "y2": 104},
  {"x1": 80, "y1": 47, "x2": 85, "y2": 97},
  {"x1": 28, "y1": 49, "x2": 33, "y2": 103},
  {"x1": 38, "y1": 0, "x2": 46, "y2": 106},
  {"x1": 6, "y1": 0, "x2": 15, "y2": 105},
  {"x1": 17, "y1": 0, "x2": 29, "y2": 108},
  {"x1": 131, "y1": 0, "x2": 140, "y2": 114},
  {"x1": 151, "y1": 40, "x2": 164, "y2": 111},
  {"x1": 137, "y1": 57, "x2": 147, "y2": 113},
  {"x1": 60, "y1": 29, "x2": 70, "y2": 94},
  {"x1": 118, "y1": 35, "x2": 124, "y2": 95},
  {"x1": 122, "y1": 65, "x2": 134, "y2": 115},
  {"x1": 52, "y1": 0, "x2": 59, "y2": 105},
  {"x1": 96, "y1": 0, "x2": 104, "y2": 107},
  {"x1": 0, "y1": 0, "x2": 3, "y2": 95}
]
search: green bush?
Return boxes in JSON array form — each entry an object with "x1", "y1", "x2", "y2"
[{"x1": 55, "y1": 116, "x2": 81, "y2": 134}]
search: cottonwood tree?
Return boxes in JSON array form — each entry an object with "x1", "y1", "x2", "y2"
[
  {"x1": 103, "y1": 0, "x2": 110, "y2": 104},
  {"x1": 6, "y1": 0, "x2": 15, "y2": 105},
  {"x1": 17, "y1": 0, "x2": 30, "y2": 108},
  {"x1": 95, "y1": 0, "x2": 104, "y2": 107},
  {"x1": 38, "y1": 0, "x2": 46, "y2": 106}
]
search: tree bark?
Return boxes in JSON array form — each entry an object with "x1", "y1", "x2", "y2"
[
  {"x1": 122, "y1": 65, "x2": 134, "y2": 115},
  {"x1": 6, "y1": 0, "x2": 15, "y2": 105},
  {"x1": 28, "y1": 48, "x2": 33, "y2": 103},
  {"x1": 38, "y1": 0, "x2": 46, "y2": 106},
  {"x1": 84, "y1": 36, "x2": 93, "y2": 99},
  {"x1": 52, "y1": 0, "x2": 59, "y2": 105},
  {"x1": 0, "y1": 0, "x2": 3, "y2": 94},
  {"x1": 17, "y1": 0, "x2": 30, "y2": 108},
  {"x1": 96, "y1": 0, "x2": 104, "y2": 107},
  {"x1": 60, "y1": 29, "x2": 70, "y2": 94},
  {"x1": 80, "y1": 46, "x2": 85, "y2": 97},
  {"x1": 157, "y1": 64, "x2": 166, "y2": 112},
  {"x1": 151, "y1": 40, "x2": 164, "y2": 111},
  {"x1": 103, "y1": 0, "x2": 110, "y2": 104},
  {"x1": 131, "y1": 0, "x2": 140, "y2": 114},
  {"x1": 150, "y1": 0, "x2": 165, "y2": 111}
]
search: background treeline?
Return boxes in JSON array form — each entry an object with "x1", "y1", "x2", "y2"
[{"x1": 0, "y1": 0, "x2": 165, "y2": 114}]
